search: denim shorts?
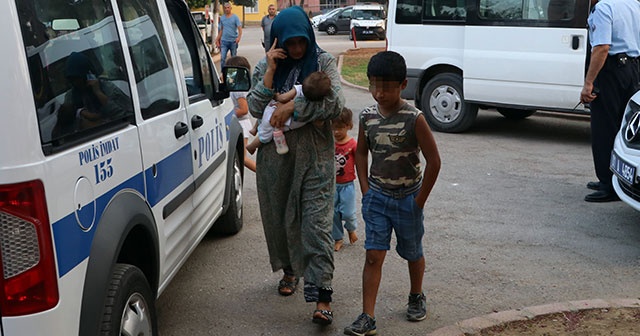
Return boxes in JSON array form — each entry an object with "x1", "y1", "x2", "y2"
[{"x1": 361, "y1": 186, "x2": 425, "y2": 261}]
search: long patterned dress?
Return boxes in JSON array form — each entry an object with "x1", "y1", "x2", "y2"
[{"x1": 247, "y1": 51, "x2": 344, "y2": 295}]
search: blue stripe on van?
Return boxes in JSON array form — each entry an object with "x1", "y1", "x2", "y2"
[
  {"x1": 53, "y1": 143, "x2": 194, "y2": 277},
  {"x1": 53, "y1": 173, "x2": 145, "y2": 277},
  {"x1": 145, "y1": 143, "x2": 193, "y2": 207}
]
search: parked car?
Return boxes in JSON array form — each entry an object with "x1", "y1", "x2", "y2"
[
  {"x1": 349, "y1": 3, "x2": 386, "y2": 40},
  {"x1": 311, "y1": 7, "x2": 343, "y2": 27},
  {"x1": 611, "y1": 91, "x2": 640, "y2": 210},
  {"x1": 317, "y1": 6, "x2": 353, "y2": 35},
  {"x1": 191, "y1": 10, "x2": 211, "y2": 39}
]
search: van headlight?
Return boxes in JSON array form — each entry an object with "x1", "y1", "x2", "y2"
[
  {"x1": 352, "y1": 22, "x2": 360, "y2": 27},
  {"x1": 376, "y1": 22, "x2": 384, "y2": 27}
]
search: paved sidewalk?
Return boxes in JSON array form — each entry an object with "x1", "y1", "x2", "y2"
[{"x1": 427, "y1": 298, "x2": 640, "y2": 335}]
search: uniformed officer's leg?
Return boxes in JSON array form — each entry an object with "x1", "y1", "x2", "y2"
[{"x1": 587, "y1": 65, "x2": 623, "y2": 201}]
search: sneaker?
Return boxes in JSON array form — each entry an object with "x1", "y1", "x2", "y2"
[
  {"x1": 406, "y1": 292, "x2": 427, "y2": 321},
  {"x1": 344, "y1": 313, "x2": 377, "y2": 335}
]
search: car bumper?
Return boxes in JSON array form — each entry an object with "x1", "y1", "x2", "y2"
[
  {"x1": 612, "y1": 133, "x2": 640, "y2": 211},
  {"x1": 351, "y1": 27, "x2": 385, "y2": 39}
]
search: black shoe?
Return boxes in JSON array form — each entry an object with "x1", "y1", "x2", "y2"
[
  {"x1": 344, "y1": 313, "x2": 377, "y2": 335},
  {"x1": 586, "y1": 181, "x2": 601, "y2": 190},
  {"x1": 584, "y1": 190, "x2": 620, "y2": 202}
]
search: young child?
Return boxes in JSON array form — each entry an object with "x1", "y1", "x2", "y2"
[
  {"x1": 245, "y1": 71, "x2": 331, "y2": 154},
  {"x1": 344, "y1": 51, "x2": 441, "y2": 336},
  {"x1": 224, "y1": 56, "x2": 256, "y2": 172},
  {"x1": 332, "y1": 107, "x2": 358, "y2": 252}
]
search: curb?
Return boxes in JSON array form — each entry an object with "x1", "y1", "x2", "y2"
[
  {"x1": 426, "y1": 298, "x2": 640, "y2": 335},
  {"x1": 337, "y1": 53, "x2": 369, "y2": 92}
]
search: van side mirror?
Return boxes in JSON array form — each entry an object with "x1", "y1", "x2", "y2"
[{"x1": 221, "y1": 66, "x2": 251, "y2": 92}]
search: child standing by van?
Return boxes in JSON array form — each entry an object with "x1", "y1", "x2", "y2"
[
  {"x1": 332, "y1": 107, "x2": 358, "y2": 252},
  {"x1": 344, "y1": 51, "x2": 441, "y2": 336}
]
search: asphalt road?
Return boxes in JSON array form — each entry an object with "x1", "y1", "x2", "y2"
[{"x1": 157, "y1": 27, "x2": 640, "y2": 335}]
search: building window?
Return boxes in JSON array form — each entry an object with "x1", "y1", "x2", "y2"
[{"x1": 245, "y1": 0, "x2": 259, "y2": 13}]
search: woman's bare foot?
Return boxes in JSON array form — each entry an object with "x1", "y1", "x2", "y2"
[
  {"x1": 334, "y1": 240, "x2": 344, "y2": 251},
  {"x1": 348, "y1": 231, "x2": 358, "y2": 244}
]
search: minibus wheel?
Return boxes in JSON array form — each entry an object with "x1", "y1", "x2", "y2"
[
  {"x1": 101, "y1": 264, "x2": 157, "y2": 336},
  {"x1": 421, "y1": 73, "x2": 478, "y2": 133}
]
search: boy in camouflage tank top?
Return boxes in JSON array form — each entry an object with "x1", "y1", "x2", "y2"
[{"x1": 344, "y1": 51, "x2": 441, "y2": 336}]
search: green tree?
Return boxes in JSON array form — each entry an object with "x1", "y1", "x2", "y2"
[{"x1": 187, "y1": 0, "x2": 209, "y2": 9}]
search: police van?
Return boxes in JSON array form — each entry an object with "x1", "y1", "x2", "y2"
[
  {"x1": 1, "y1": 0, "x2": 249, "y2": 335},
  {"x1": 388, "y1": 0, "x2": 592, "y2": 132},
  {"x1": 350, "y1": 3, "x2": 387, "y2": 40}
]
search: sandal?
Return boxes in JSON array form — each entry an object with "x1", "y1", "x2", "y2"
[
  {"x1": 312, "y1": 309, "x2": 333, "y2": 325},
  {"x1": 277, "y1": 276, "x2": 298, "y2": 296}
]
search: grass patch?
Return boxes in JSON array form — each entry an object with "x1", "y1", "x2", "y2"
[{"x1": 340, "y1": 48, "x2": 385, "y2": 88}]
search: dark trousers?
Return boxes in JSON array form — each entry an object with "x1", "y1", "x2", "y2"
[{"x1": 589, "y1": 56, "x2": 640, "y2": 192}]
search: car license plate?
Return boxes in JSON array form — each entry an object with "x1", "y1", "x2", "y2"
[
  {"x1": 362, "y1": 30, "x2": 373, "y2": 34},
  {"x1": 610, "y1": 151, "x2": 636, "y2": 185}
]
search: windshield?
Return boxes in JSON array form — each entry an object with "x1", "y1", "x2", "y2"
[{"x1": 352, "y1": 9, "x2": 385, "y2": 20}]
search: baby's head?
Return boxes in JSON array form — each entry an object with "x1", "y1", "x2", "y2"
[{"x1": 302, "y1": 71, "x2": 331, "y2": 101}]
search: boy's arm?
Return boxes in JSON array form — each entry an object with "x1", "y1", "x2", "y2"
[
  {"x1": 355, "y1": 126, "x2": 370, "y2": 195},
  {"x1": 415, "y1": 114, "x2": 441, "y2": 209}
]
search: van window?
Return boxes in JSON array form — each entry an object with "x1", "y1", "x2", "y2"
[
  {"x1": 16, "y1": 0, "x2": 134, "y2": 151},
  {"x1": 167, "y1": 2, "x2": 216, "y2": 100},
  {"x1": 117, "y1": 0, "x2": 181, "y2": 119},
  {"x1": 478, "y1": 0, "x2": 575, "y2": 21}
]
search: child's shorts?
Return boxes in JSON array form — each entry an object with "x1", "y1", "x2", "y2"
[{"x1": 362, "y1": 184, "x2": 425, "y2": 261}]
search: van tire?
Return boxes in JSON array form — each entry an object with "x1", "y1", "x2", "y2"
[
  {"x1": 326, "y1": 24, "x2": 337, "y2": 35},
  {"x1": 212, "y1": 151, "x2": 243, "y2": 235},
  {"x1": 101, "y1": 264, "x2": 157, "y2": 336},
  {"x1": 421, "y1": 73, "x2": 478, "y2": 133},
  {"x1": 497, "y1": 108, "x2": 536, "y2": 120}
]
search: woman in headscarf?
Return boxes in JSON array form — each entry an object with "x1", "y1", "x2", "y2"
[{"x1": 246, "y1": 6, "x2": 345, "y2": 325}]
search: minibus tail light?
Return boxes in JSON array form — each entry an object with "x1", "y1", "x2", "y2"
[{"x1": 0, "y1": 180, "x2": 59, "y2": 316}]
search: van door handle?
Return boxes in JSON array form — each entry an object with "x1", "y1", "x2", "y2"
[
  {"x1": 572, "y1": 35, "x2": 580, "y2": 50},
  {"x1": 174, "y1": 121, "x2": 189, "y2": 139},
  {"x1": 191, "y1": 115, "x2": 204, "y2": 129}
]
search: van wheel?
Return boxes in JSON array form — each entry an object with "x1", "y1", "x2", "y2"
[
  {"x1": 101, "y1": 264, "x2": 157, "y2": 336},
  {"x1": 497, "y1": 108, "x2": 536, "y2": 120},
  {"x1": 212, "y1": 151, "x2": 243, "y2": 235},
  {"x1": 326, "y1": 24, "x2": 337, "y2": 35},
  {"x1": 421, "y1": 73, "x2": 478, "y2": 133}
]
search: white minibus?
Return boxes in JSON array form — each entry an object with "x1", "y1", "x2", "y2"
[{"x1": 387, "y1": 0, "x2": 591, "y2": 132}]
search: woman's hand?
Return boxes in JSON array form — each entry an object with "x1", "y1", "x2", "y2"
[
  {"x1": 266, "y1": 38, "x2": 286, "y2": 71},
  {"x1": 270, "y1": 100, "x2": 294, "y2": 129}
]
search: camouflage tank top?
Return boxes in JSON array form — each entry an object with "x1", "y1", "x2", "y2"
[{"x1": 360, "y1": 102, "x2": 422, "y2": 190}]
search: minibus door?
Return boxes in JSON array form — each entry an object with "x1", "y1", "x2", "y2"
[{"x1": 463, "y1": 0, "x2": 591, "y2": 111}]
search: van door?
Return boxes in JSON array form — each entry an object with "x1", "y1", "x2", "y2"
[
  {"x1": 116, "y1": 0, "x2": 195, "y2": 281},
  {"x1": 166, "y1": 0, "x2": 229, "y2": 241},
  {"x1": 463, "y1": 0, "x2": 591, "y2": 111}
]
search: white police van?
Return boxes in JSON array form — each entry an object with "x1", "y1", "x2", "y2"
[
  {"x1": 0, "y1": 0, "x2": 249, "y2": 335},
  {"x1": 349, "y1": 3, "x2": 386, "y2": 40}
]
